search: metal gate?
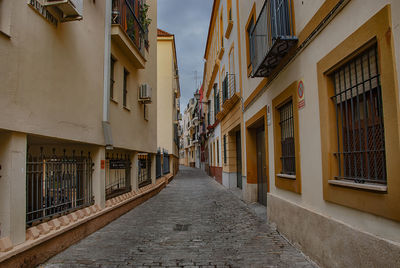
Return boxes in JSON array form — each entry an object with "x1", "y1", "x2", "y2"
[
  {"x1": 26, "y1": 148, "x2": 94, "y2": 226},
  {"x1": 105, "y1": 153, "x2": 131, "y2": 200},
  {"x1": 138, "y1": 153, "x2": 152, "y2": 188},
  {"x1": 163, "y1": 149, "x2": 170, "y2": 175},
  {"x1": 156, "y1": 150, "x2": 162, "y2": 179}
]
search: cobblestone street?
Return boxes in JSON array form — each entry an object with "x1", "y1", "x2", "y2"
[{"x1": 42, "y1": 167, "x2": 315, "y2": 268}]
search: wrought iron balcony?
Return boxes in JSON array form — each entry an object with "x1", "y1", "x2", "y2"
[
  {"x1": 222, "y1": 73, "x2": 237, "y2": 104},
  {"x1": 251, "y1": 0, "x2": 297, "y2": 77},
  {"x1": 112, "y1": 0, "x2": 147, "y2": 59}
]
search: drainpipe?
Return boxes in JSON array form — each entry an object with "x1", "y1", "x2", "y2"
[{"x1": 102, "y1": 0, "x2": 113, "y2": 150}]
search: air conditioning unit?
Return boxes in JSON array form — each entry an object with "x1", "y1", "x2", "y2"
[
  {"x1": 42, "y1": 0, "x2": 83, "y2": 22},
  {"x1": 138, "y1": 84, "x2": 152, "y2": 103}
]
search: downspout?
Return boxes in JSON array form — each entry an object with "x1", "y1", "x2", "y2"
[{"x1": 102, "y1": 0, "x2": 113, "y2": 150}]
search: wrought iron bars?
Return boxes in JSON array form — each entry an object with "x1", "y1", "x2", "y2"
[
  {"x1": 331, "y1": 45, "x2": 386, "y2": 184},
  {"x1": 138, "y1": 153, "x2": 152, "y2": 188},
  {"x1": 279, "y1": 100, "x2": 296, "y2": 175},
  {"x1": 163, "y1": 150, "x2": 170, "y2": 175},
  {"x1": 251, "y1": 0, "x2": 297, "y2": 77},
  {"x1": 26, "y1": 148, "x2": 94, "y2": 226},
  {"x1": 222, "y1": 73, "x2": 237, "y2": 104},
  {"x1": 112, "y1": 0, "x2": 146, "y2": 56},
  {"x1": 156, "y1": 150, "x2": 162, "y2": 179},
  {"x1": 105, "y1": 153, "x2": 131, "y2": 200}
]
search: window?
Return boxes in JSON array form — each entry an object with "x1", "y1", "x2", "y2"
[
  {"x1": 217, "y1": 139, "x2": 220, "y2": 165},
  {"x1": 278, "y1": 100, "x2": 295, "y2": 175},
  {"x1": 223, "y1": 135, "x2": 227, "y2": 164},
  {"x1": 273, "y1": 81, "x2": 301, "y2": 194},
  {"x1": 110, "y1": 57, "x2": 116, "y2": 100},
  {"x1": 331, "y1": 45, "x2": 386, "y2": 184},
  {"x1": 227, "y1": 0, "x2": 232, "y2": 21},
  {"x1": 123, "y1": 68, "x2": 129, "y2": 108},
  {"x1": 317, "y1": 7, "x2": 400, "y2": 221},
  {"x1": 247, "y1": 18, "x2": 255, "y2": 65},
  {"x1": 220, "y1": 12, "x2": 224, "y2": 49},
  {"x1": 245, "y1": 4, "x2": 256, "y2": 75}
]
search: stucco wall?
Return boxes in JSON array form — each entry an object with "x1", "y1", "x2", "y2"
[
  {"x1": 0, "y1": 1, "x2": 105, "y2": 145},
  {"x1": 241, "y1": 0, "x2": 400, "y2": 244}
]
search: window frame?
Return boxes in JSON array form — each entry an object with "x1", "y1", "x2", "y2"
[
  {"x1": 317, "y1": 6, "x2": 400, "y2": 221},
  {"x1": 272, "y1": 81, "x2": 301, "y2": 194},
  {"x1": 110, "y1": 56, "x2": 117, "y2": 101},
  {"x1": 245, "y1": 3, "x2": 256, "y2": 77},
  {"x1": 123, "y1": 68, "x2": 129, "y2": 109}
]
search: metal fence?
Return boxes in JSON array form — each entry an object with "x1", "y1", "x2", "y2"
[
  {"x1": 138, "y1": 154, "x2": 152, "y2": 188},
  {"x1": 156, "y1": 151, "x2": 162, "y2": 179},
  {"x1": 222, "y1": 73, "x2": 237, "y2": 103},
  {"x1": 331, "y1": 45, "x2": 386, "y2": 184},
  {"x1": 163, "y1": 150, "x2": 170, "y2": 175},
  {"x1": 26, "y1": 148, "x2": 94, "y2": 226},
  {"x1": 105, "y1": 153, "x2": 131, "y2": 200},
  {"x1": 251, "y1": 0, "x2": 297, "y2": 77},
  {"x1": 279, "y1": 100, "x2": 296, "y2": 175},
  {"x1": 112, "y1": 0, "x2": 146, "y2": 56}
]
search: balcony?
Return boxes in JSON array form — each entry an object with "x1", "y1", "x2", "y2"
[
  {"x1": 251, "y1": 0, "x2": 297, "y2": 77},
  {"x1": 111, "y1": 0, "x2": 147, "y2": 69},
  {"x1": 216, "y1": 73, "x2": 240, "y2": 121}
]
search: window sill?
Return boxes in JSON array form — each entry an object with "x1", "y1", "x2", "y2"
[
  {"x1": 277, "y1": 174, "x2": 296, "y2": 180},
  {"x1": 328, "y1": 179, "x2": 387, "y2": 192},
  {"x1": 110, "y1": 98, "x2": 118, "y2": 104},
  {"x1": 123, "y1": 106, "x2": 131, "y2": 112}
]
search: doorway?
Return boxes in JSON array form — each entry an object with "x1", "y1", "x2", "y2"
[
  {"x1": 235, "y1": 131, "x2": 242, "y2": 189},
  {"x1": 256, "y1": 126, "x2": 267, "y2": 206}
]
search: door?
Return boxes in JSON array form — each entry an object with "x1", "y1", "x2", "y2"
[
  {"x1": 256, "y1": 126, "x2": 267, "y2": 206},
  {"x1": 236, "y1": 131, "x2": 242, "y2": 189}
]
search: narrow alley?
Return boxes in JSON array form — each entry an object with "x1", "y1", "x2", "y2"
[{"x1": 43, "y1": 167, "x2": 314, "y2": 268}]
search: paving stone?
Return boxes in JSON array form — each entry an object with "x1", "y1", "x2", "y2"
[{"x1": 42, "y1": 167, "x2": 316, "y2": 268}]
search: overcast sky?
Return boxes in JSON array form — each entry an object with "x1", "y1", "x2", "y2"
[{"x1": 158, "y1": 0, "x2": 213, "y2": 111}]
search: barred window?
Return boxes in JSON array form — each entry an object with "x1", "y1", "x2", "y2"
[
  {"x1": 331, "y1": 45, "x2": 386, "y2": 184},
  {"x1": 223, "y1": 135, "x2": 227, "y2": 164},
  {"x1": 279, "y1": 100, "x2": 295, "y2": 175}
]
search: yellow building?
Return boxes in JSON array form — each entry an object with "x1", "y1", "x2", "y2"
[
  {"x1": 0, "y1": 0, "x2": 160, "y2": 260},
  {"x1": 228, "y1": 0, "x2": 400, "y2": 266},
  {"x1": 157, "y1": 28, "x2": 181, "y2": 176}
]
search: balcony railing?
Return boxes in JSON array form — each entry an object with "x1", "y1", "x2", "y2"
[
  {"x1": 251, "y1": 0, "x2": 297, "y2": 77},
  {"x1": 222, "y1": 73, "x2": 237, "y2": 103},
  {"x1": 112, "y1": 0, "x2": 146, "y2": 56}
]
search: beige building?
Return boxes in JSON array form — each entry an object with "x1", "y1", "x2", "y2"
[
  {"x1": 180, "y1": 98, "x2": 200, "y2": 168},
  {"x1": 0, "y1": 0, "x2": 161, "y2": 261},
  {"x1": 157, "y1": 28, "x2": 181, "y2": 176},
  {"x1": 230, "y1": 0, "x2": 400, "y2": 266}
]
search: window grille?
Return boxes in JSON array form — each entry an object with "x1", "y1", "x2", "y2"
[
  {"x1": 223, "y1": 135, "x2": 227, "y2": 164},
  {"x1": 138, "y1": 154, "x2": 151, "y2": 188},
  {"x1": 105, "y1": 153, "x2": 131, "y2": 200},
  {"x1": 279, "y1": 100, "x2": 295, "y2": 175},
  {"x1": 331, "y1": 45, "x2": 386, "y2": 184},
  {"x1": 26, "y1": 149, "x2": 94, "y2": 226}
]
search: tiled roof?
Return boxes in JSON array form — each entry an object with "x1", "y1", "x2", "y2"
[{"x1": 157, "y1": 28, "x2": 173, "y2": 37}]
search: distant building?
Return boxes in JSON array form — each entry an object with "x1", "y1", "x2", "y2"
[{"x1": 157, "y1": 28, "x2": 181, "y2": 176}]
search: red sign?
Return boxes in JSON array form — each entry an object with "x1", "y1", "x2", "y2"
[
  {"x1": 297, "y1": 80, "x2": 305, "y2": 110},
  {"x1": 101, "y1": 160, "x2": 105, "y2": 170}
]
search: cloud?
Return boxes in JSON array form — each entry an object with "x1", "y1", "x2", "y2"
[{"x1": 158, "y1": 0, "x2": 213, "y2": 111}]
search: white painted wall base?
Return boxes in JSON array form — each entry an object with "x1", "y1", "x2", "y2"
[
  {"x1": 243, "y1": 181, "x2": 257, "y2": 203},
  {"x1": 267, "y1": 193, "x2": 400, "y2": 268}
]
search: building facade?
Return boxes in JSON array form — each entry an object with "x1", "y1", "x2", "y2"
[
  {"x1": 0, "y1": 0, "x2": 168, "y2": 259},
  {"x1": 180, "y1": 97, "x2": 201, "y2": 168},
  {"x1": 203, "y1": 0, "x2": 400, "y2": 266},
  {"x1": 157, "y1": 28, "x2": 181, "y2": 177}
]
